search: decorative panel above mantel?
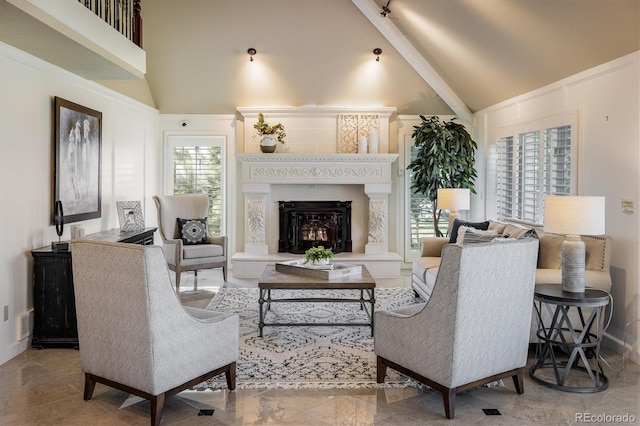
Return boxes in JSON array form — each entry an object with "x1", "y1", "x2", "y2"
[
  {"x1": 236, "y1": 153, "x2": 398, "y2": 185},
  {"x1": 236, "y1": 106, "x2": 396, "y2": 155}
]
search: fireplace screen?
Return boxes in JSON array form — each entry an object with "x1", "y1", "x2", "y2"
[{"x1": 278, "y1": 201, "x2": 352, "y2": 254}]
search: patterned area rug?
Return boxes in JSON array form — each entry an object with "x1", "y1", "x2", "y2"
[{"x1": 198, "y1": 287, "x2": 420, "y2": 390}]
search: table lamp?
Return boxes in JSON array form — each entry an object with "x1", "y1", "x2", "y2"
[
  {"x1": 543, "y1": 195, "x2": 605, "y2": 293},
  {"x1": 437, "y1": 188, "x2": 471, "y2": 234}
]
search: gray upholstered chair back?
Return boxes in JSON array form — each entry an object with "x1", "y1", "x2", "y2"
[
  {"x1": 375, "y1": 239, "x2": 538, "y2": 418},
  {"x1": 71, "y1": 239, "x2": 238, "y2": 395},
  {"x1": 154, "y1": 194, "x2": 209, "y2": 240}
]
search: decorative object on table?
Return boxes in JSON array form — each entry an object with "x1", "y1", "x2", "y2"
[
  {"x1": 254, "y1": 112, "x2": 285, "y2": 153},
  {"x1": 303, "y1": 245, "x2": 334, "y2": 265},
  {"x1": 358, "y1": 136, "x2": 368, "y2": 153},
  {"x1": 368, "y1": 130, "x2": 379, "y2": 153},
  {"x1": 70, "y1": 224, "x2": 85, "y2": 239},
  {"x1": 543, "y1": 195, "x2": 606, "y2": 293},
  {"x1": 53, "y1": 97, "x2": 102, "y2": 224},
  {"x1": 275, "y1": 260, "x2": 362, "y2": 279},
  {"x1": 406, "y1": 115, "x2": 477, "y2": 237},
  {"x1": 116, "y1": 200, "x2": 145, "y2": 232},
  {"x1": 51, "y1": 200, "x2": 69, "y2": 252},
  {"x1": 437, "y1": 188, "x2": 471, "y2": 236}
]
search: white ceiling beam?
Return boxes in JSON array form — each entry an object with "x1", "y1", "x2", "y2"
[{"x1": 352, "y1": 0, "x2": 474, "y2": 125}]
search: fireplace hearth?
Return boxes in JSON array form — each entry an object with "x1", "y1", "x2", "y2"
[{"x1": 278, "y1": 201, "x2": 352, "y2": 254}]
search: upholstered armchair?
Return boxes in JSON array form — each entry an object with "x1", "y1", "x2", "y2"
[
  {"x1": 153, "y1": 194, "x2": 226, "y2": 291},
  {"x1": 71, "y1": 240, "x2": 239, "y2": 426},
  {"x1": 375, "y1": 239, "x2": 539, "y2": 419}
]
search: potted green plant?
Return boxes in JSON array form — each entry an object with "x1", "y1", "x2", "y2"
[
  {"x1": 303, "y1": 246, "x2": 334, "y2": 265},
  {"x1": 406, "y1": 116, "x2": 478, "y2": 237},
  {"x1": 254, "y1": 113, "x2": 286, "y2": 153}
]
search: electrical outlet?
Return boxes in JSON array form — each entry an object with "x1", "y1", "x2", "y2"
[
  {"x1": 3, "y1": 305, "x2": 8, "y2": 322},
  {"x1": 622, "y1": 198, "x2": 634, "y2": 213}
]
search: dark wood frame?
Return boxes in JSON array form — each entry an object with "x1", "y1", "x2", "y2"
[
  {"x1": 377, "y1": 356, "x2": 524, "y2": 419},
  {"x1": 84, "y1": 362, "x2": 236, "y2": 426},
  {"x1": 53, "y1": 97, "x2": 102, "y2": 224}
]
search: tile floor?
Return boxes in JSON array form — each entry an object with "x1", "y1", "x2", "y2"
[{"x1": 1, "y1": 270, "x2": 638, "y2": 425}]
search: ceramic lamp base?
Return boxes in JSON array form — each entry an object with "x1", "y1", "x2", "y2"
[{"x1": 561, "y1": 235, "x2": 586, "y2": 293}]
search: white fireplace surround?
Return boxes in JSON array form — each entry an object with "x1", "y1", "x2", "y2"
[{"x1": 231, "y1": 153, "x2": 401, "y2": 279}]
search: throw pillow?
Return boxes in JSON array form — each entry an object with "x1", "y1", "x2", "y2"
[
  {"x1": 520, "y1": 228, "x2": 539, "y2": 239},
  {"x1": 177, "y1": 218, "x2": 209, "y2": 245},
  {"x1": 448, "y1": 219, "x2": 490, "y2": 243},
  {"x1": 457, "y1": 226, "x2": 498, "y2": 245}
]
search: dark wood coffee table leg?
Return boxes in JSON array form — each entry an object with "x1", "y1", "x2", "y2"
[
  {"x1": 258, "y1": 288, "x2": 266, "y2": 337},
  {"x1": 370, "y1": 288, "x2": 375, "y2": 336}
]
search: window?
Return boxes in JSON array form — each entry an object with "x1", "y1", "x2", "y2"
[
  {"x1": 166, "y1": 135, "x2": 225, "y2": 235},
  {"x1": 496, "y1": 118, "x2": 574, "y2": 224},
  {"x1": 406, "y1": 145, "x2": 449, "y2": 252}
]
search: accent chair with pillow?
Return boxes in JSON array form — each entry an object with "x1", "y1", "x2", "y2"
[
  {"x1": 154, "y1": 194, "x2": 227, "y2": 291},
  {"x1": 376, "y1": 238, "x2": 539, "y2": 419},
  {"x1": 71, "y1": 240, "x2": 239, "y2": 426}
]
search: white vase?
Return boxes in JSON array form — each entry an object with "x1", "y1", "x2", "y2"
[
  {"x1": 260, "y1": 135, "x2": 277, "y2": 153},
  {"x1": 368, "y1": 130, "x2": 379, "y2": 154}
]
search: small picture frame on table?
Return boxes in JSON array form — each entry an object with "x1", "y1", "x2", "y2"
[{"x1": 117, "y1": 201, "x2": 145, "y2": 232}]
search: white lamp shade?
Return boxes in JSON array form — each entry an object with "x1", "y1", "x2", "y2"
[
  {"x1": 437, "y1": 188, "x2": 470, "y2": 210},
  {"x1": 543, "y1": 196, "x2": 606, "y2": 235}
]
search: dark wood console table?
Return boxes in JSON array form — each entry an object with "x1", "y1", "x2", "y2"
[{"x1": 30, "y1": 227, "x2": 157, "y2": 349}]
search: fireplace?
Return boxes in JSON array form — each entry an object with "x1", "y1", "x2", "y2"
[{"x1": 278, "y1": 201, "x2": 352, "y2": 254}]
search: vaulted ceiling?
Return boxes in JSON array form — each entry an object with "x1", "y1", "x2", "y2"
[
  {"x1": 131, "y1": 0, "x2": 639, "y2": 116},
  {"x1": 85, "y1": 0, "x2": 640, "y2": 116}
]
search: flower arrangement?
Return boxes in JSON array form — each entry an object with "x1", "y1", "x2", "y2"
[
  {"x1": 303, "y1": 246, "x2": 334, "y2": 263},
  {"x1": 254, "y1": 113, "x2": 286, "y2": 143}
]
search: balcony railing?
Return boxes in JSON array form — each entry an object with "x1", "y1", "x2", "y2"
[{"x1": 78, "y1": 0, "x2": 142, "y2": 47}]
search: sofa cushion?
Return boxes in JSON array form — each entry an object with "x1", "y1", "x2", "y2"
[
  {"x1": 412, "y1": 256, "x2": 441, "y2": 279},
  {"x1": 582, "y1": 235, "x2": 610, "y2": 271},
  {"x1": 448, "y1": 219, "x2": 490, "y2": 243},
  {"x1": 534, "y1": 228, "x2": 564, "y2": 269},
  {"x1": 488, "y1": 220, "x2": 508, "y2": 234},
  {"x1": 183, "y1": 243, "x2": 224, "y2": 259}
]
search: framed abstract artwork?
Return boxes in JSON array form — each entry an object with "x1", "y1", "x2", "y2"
[
  {"x1": 53, "y1": 97, "x2": 102, "y2": 224},
  {"x1": 116, "y1": 201, "x2": 145, "y2": 232}
]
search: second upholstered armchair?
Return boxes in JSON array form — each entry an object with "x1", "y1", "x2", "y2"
[
  {"x1": 153, "y1": 194, "x2": 226, "y2": 291},
  {"x1": 375, "y1": 238, "x2": 539, "y2": 419}
]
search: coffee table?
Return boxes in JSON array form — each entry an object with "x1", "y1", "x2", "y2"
[{"x1": 257, "y1": 265, "x2": 376, "y2": 337}]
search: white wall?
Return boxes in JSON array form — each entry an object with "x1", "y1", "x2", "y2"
[
  {"x1": 475, "y1": 52, "x2": 640, "y2": 360},
  {"x1": 0, "y1": 42, "x2": 159, "y2": 365}
]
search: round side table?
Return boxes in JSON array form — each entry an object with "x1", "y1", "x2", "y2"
[{"x1": 529, "y1": 284, "x2": 610, "y2": 393}]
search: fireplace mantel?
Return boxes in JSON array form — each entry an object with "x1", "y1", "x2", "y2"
[
  {"x1": 237, "y1": 154, "x2": 398, "y2": 186},
  {"x1": 233, "y1": 153, "x2": 402, "y2": 279}
]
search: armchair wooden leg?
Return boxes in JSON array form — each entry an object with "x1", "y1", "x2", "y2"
[
  {"x1": 222, "y1": 265, "x2": 227, "y2": 282},
  {"x1": 194, "y1": 270, "x2": 198, "y2": 291},
  {"x1": 175, "y1": 268, "x2": 181, "y2": 292},
  {"x1": 443, "y1": 388, "x2": 455, "y2": 419},
  {"x1": 376, "y1": 356, "x2": 387, "y2": 383},
  {"x1": 226, "y1": 362, "x2": 237, "y2": 390},
  {"x1": 83, "y1": 373, "x2": 97, "y2": 400},
  {"x1": 151, "y1": 393, "x2": 165, "y2": 426},
  {"x1": 512, "y1": 369, "x2": 524, "y2": 394}
]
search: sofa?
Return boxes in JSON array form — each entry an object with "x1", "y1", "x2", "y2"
[{"x1": 411, "y1": 219, "x2": 613, "y2": 341}]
